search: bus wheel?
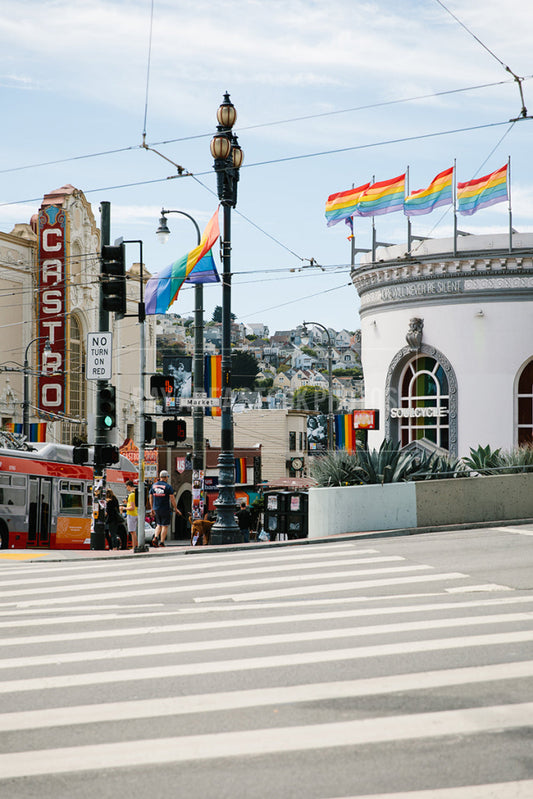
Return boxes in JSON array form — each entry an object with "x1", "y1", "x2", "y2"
[{"x1": 0, "y1": 520, "x2": 8, "y2": 549}]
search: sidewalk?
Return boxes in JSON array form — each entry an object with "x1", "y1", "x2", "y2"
[{"x1": 2, "y1": 518, "x2": 532, "y2": 563}]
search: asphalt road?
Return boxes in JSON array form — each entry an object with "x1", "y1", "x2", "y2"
[{"x1": 0, "y1": 524, "x2": 532, "y2": 798}]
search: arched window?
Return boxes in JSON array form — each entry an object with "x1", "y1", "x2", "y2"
[
  {"x1": 61, "y1": 315, "x2": 86, "y2": 444},
  {"x1": 517, "y1": 359, "x2": 533, "y2": 445},
  {"x1": 397, "y1": 355, "x2": 450, "y2": 449}
]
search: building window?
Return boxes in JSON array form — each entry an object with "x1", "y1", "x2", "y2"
[
  {"x1": 289, "y1": 431, "x2": 296, "y2": 451},
  {"x1": 62, "y1": 315, "x2": 86, "y2": 444},
  {"x1": 398, "y1": 355, "x2": 450, "y2": 450},
  {"x1": 517, "y1": 359, "x2": 533, "y2": 445}
]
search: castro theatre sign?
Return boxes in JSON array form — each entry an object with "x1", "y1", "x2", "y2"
[{"x1": 37, "y1": 205, "x2": 67, "y2": 414}]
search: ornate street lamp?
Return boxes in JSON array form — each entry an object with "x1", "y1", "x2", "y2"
[
  {"x1": 23, "y1": 337, "x2": 51, "y2": 440},
  {"x1": 302, "y1": 321, "x2": 334, "y2": 452},
  {"x1": 155, "y1": 209, "x2": 205, "y2": 475},
  {"x1": 209, "y1": 92, "x2": 244, "y2": 544}
]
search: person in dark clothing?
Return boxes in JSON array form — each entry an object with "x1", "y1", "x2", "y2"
[
  {"x1": 106, "y1": 489, "x2": 127, "y2": 550},
  {"x1": 236, "y1": 502, "x2": 252, "y2": 543}
]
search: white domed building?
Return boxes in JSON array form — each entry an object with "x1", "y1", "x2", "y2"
[{"x1": 352, "y1": 231, "x2": 533, "y2": 458}]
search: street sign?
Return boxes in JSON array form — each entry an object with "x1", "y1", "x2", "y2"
[
  {"x1": 86, "y1": 332, "x2": 113, "y2": 380},
  {"x1": 179, "y1": 397, "x2": 220, "y2": 407}
]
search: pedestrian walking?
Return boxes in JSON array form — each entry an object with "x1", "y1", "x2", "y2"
[
  {"x1": 149, "y1": 470, "x2": 182, "y2": 547},
  {"x1": 236, "y1": 501, "x2": 252, "y2": 543},
  {"x1": 125, "y1": 479, "x2": 138, "y2": 550},
  {"x1": 105, "y1": 488, "x2": 127, "y2": 550}
]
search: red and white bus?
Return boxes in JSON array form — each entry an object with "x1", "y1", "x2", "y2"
[{"x1": 0, "y1": 443, "x2": 137, "y2": 550}]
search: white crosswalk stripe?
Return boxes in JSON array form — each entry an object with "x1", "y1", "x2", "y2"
[{"x1": 1, "y1": 538, "x2": 532, "y2": 798}]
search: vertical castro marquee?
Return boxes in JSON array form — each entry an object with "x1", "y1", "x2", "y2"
[{"x1": 37, "y1": 205, "x2": 68, "y2": 414}]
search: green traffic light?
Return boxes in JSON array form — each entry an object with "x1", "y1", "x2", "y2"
[{"x1": 103, "y1": 416, "x2": 113, "y2": 429}]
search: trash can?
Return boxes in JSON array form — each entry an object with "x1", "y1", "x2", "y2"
[{"x1": 285, "y1": 491, "x2": 308, "y2": 539}]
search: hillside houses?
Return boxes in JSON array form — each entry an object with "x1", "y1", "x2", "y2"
[{"x1": 155, "y1": 317, "x2": 362, "y2": 410}]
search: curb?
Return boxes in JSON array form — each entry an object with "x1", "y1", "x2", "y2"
[{"x1": 3, "y1": 517, "x2": 532, "y2": 563}]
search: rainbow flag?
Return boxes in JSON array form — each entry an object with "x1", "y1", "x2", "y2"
[
  {"x1": 29, "y1": 422, "x2": 47, "y2": 442},
  {"x1": 354, "y1": 174, "x2": 405, "y2": 217},
  {"x1": 404, "y1": 167, "x2": 453, "y2": 217},
  {"x1": 145, "y1": 209, "x2": 220, "y2": 314},
  {"x1": 4, "y1": 422, "x2": 23, "y2": 434},
  {"x1": 457, "y1": 164, "x2": 508, "y2": 216},
  {"x1": 334, "y1": 414, "x2": 356, "y2": 452},
  {"x1": 234, "y1": 457, "x2": 247, "y2": 483},
  {"x1": 325, "y1": 183, "x2": 370, "y2": 227},
  {"x1": 204, "y1": 354, "x2": 222, "y2": 417}
]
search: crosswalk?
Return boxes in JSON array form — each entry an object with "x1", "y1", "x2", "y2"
[{"x1": 0, "y1": 538, "x2": 532, "y2": 797}]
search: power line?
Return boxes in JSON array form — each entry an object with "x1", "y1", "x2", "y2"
[
  {"x1": 1, "y1": 118, "x2": 523, "y2": 211},
  {"x1": 434, "y1": 0, "x2": 529, "y2": 118},
  {"x1": 0, "y1": 78, "x2": 527, "y2": 177}
]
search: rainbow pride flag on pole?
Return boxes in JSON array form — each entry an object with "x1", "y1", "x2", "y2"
[
  {"x1": 404, "y1": 167, "x2": 453, "y2": 217},
  {"x1": 234, "y1": 458, "x2": 247, "y2": 483},
  {"x1": 457, "y1": 164, "x2": 508, "y2": 216},
  {"x1": 145, "y1": 209, "x2": 220, "y2": 314},
  {"x1": 354, "y1": 174, "x2": 405, "y2": 217},
  {"x1": 204, "y1": 354, "x2": 222, "y2": 417},
  {"x1": 334, "y1": 414, "x2": 356, "y2": 452},
  {"x1": 325, "y1": 183, "x2": 370, "y2": 227}
]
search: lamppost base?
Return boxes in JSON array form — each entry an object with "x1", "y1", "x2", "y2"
[{"x1": 210, "y1": 526, "x2": 243, "y2": 546}]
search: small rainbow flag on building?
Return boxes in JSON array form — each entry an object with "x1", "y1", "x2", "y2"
[
  {"x1": 4, "y1": 422, "x2": 23, "y2": 434},
  {"x1": 457, "y1": 164, "x2": 508, "y2": 216},
  {"x1": 404, "y1": 167, "x2": 453, "y2": 217},
  {"x1": 334, "y1": 414, "x2": 356, "y2": 452},
  {"x1": 325, "y1": 183, "x2": 370, "y2": 227},
  {"x1": 234, "y1": 457, "x2": 247, "y2": 483},
  {"x1": 4, "y1": 422, "x2": 46, "y2": 441},
  {"x1": 204, "y1": 354, "x2": 222, "y2": 417},
  {"x1": 29, "y1": 422, "x2": 47, "y2": 442},
  {"x1": 354, "y1": 174, "x2": 406, "y2": 217},
  {"x1": 145, "y1": 209, "x2": 220, "y2": 314}
]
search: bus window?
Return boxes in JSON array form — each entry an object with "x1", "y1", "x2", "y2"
[
  {"x1": 59, "y1": 480, "x2": 85, "y2": 516},
  {"x1": 0, "y1": 475, "x2": 27, "y2": 510}
]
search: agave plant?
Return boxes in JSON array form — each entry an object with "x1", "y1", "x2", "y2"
[
  {"x1": 310, "y1": 450, "x2": 365, "y2": 487},
  {"x1": 414, "y1": 453, "x2": 469, "y2": 481},
  {"x1": 499, "y1": 443, "x2": 533, "y2": 474},
  {"x1": 461, "y1": 444, "x2": 504, "y2": 475}
]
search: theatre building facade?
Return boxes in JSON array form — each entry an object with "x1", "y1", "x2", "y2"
[
  {"x1": 0, "y1": 184, "x2": 156, "y2": 446},
  {"x1": 352, "y1": 232, "x2": 533, "y2": 457}
]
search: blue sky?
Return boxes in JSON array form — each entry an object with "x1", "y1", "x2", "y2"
[{"x1": 1, "y1": 0, "x2": 532, "y2": 333}]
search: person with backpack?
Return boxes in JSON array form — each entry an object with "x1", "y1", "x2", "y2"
[{"x1": 125, "y1": 479, "x2": 138, "y2": 550}]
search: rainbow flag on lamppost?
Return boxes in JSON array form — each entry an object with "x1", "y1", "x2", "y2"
[{"x1": 145, "y1": 209, "x2": 220, "y2": 314}]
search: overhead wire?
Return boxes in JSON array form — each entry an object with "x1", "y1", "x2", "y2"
[{"x1": 0, "y1": 78, "x2": 527, "y2": 177}]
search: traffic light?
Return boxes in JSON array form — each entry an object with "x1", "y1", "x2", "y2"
[
  {"x1": 162, "y1": 419, "x2": 187, "y2": 443},
  {"x1": 101, "y1": 242, "x2": 126, "y2": 318},
  {"x1": 73, "y1": 446, "x2": 90, "y2": 465},
  {"x1": 96, "y1": 444, "x2": 120, "y2": 466},
  {"x1": 144, "y1": 418, "x2": 157, "y2": 443},
  {"x1": 150, "y1": 374, "x2": 175, "y2": 399},
  {"x1": 98, "y1": 384, "x2": 116, "y2": 431}
]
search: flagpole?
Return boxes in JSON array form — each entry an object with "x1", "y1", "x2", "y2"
[
  {"x1": 508, "y1": 155, "x2": 512, "y2": 253},
  {"x1": 453, "y1": 158, "x2": 458, "y2": 256},
  {"x1": 406, "y1": 165, "x2": 412, "y2": 254}
]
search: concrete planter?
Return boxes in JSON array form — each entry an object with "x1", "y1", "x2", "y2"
[{"x1": 308, "y1": 472, "x2": 533, "y2": 537}]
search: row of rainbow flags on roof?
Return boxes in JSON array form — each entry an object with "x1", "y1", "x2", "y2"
[{"x1": 325, "y1": 163, "x2": 509, "y2": 228}]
